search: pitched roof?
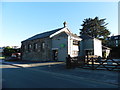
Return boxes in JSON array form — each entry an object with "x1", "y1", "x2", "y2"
[
  {"x1": 102, "y1": 45, "x2": 111, "y2": 50},
  {"x1": 66, "y1": 31, "x2": 80, "y2": 39},
  {"x1": 22, "y1": 27, "x2": 64, "y2": 42}
]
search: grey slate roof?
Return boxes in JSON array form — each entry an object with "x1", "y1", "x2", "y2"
[
  {"x1": 22, "y1": 27, "x2": 64, "y2": 42},
  {"x1": 66, "y1": 31, "x2": 80, "y2": 39}
]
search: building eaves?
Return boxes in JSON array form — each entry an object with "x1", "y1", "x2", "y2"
[
  {"x1": 66, "y1": 32, "x2": 80, "y2": 39},
  {"x1": 22, "y1": 27, "x2": 64, "y2": 42},
  {"x1": 102, "y1": 45, "x2": 111, "y2": 50}
]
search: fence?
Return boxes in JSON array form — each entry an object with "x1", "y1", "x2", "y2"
[{"x1": 66, "y1": 56, "x2": 120, "y2": 71}]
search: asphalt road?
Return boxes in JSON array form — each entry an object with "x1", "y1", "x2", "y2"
[{"x1": 1, "y1": 63, "x2": 118, "y2": 88}]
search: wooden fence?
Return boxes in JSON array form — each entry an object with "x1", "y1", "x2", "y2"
[{"x1": 66, "y1": 56, "x2": 120, "y2": 71}]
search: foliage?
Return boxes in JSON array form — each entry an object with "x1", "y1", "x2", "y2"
[
  {"x1": 80, "y1": 17, "x2": 111, "y2": 40},
  {"x1": 2, "y1": 46, "x2": 20, "y2": 57}
]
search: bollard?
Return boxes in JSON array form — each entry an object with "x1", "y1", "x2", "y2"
[
  {"x1": 91, "y1": 57, "x2": 94, "y2": 70},
  {"x1": 66, "y1": 56, "x2": 71, "y2": 69}
]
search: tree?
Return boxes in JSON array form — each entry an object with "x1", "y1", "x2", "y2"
[
  {"x1": 80, "y1": 17, "x2": 111, "y2": 40},
  {"x1": 2, "y1": 46, "x2": 20, "y2": 57}
]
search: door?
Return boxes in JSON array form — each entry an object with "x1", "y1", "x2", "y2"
[{"x1": 52, "y1": 50, "x2": 58, "y2": 61}]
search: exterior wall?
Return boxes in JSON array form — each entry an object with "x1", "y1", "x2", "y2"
[
  {"x1": 51, "y1": 32, "x2": 68, "y2": 61},
  {"x1": 93, "y1": 39, "x2": 102, "y2": 57},
  {"x1": 79, "y1": 40, "x2": 84, "y2": 56},
  {"x1": 83, "y1": 39, "x2": 94, "y2": 50},
  {"x1": 68, "y1": 36, "x2": 81, "y2": 57},
  {"x1": 107, "y1": 35, "x2": 120, "y2": 47},
  {"x1": 21, "y1": 37, "x2": 52, "y2": 61},
  {"x1": 71, "y1": 45, "x2": 79, "y2": 57},
  {"x1": 68, "y1": 36, "x2": 72, "y2": 56},
  {"x1": 79, "y1": 39, "x2": 102, "y2": 57},
  {"x1": 79, "y1": 39, "x2": 94, "y2": 56}
]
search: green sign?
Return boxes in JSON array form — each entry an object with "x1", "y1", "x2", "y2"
[{"x1": 60, "y1": 44, "x2": 65, "y2": 48}]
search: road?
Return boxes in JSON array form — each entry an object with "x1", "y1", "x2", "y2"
[{"x1": 1, "y1": 63, "x2": 119, "y2": 88}]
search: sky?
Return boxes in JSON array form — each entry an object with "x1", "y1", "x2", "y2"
[{"x1": 1, "y1": 1, "x2": 119, "y2": 47}]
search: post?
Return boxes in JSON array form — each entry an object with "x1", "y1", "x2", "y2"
[
  {"x1": 87, "y1": 55, "x2": 89, "y2": 64},
  {"x1": 66, "y1": 55, "x2": 71, "y2": 69},
  {"x1": 66, "y1": 57, "x2": 69, "y2": 69},
  {"x1": 91, "y1": 57, "x2": 94, "y2": 70}
]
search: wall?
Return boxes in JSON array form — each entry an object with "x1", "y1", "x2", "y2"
[
  {"x1": 93, "y1": 39, "x2": 102, "y2": 57},
  {"x1": 79, "y1": 39, "x2": 94, "y2": 56},
  {"x1": 79, "y1": 40, "x2": 84, "y2": 56},
  {"x1": 68, "y1": 36, "x2": 72, "y2": 56},
  {"x1": 52, "y1": 32, "x2": 68, "y2": 61},
  {"x1": 21, "y1": 37, "x2": 52, "y2": 61},
  {"x1": 79, "y1": 38, "x2": 102, "y2": 57},
  {"x1": 68, "y1": 36, "x2": 81, "y2": 57},
  {"x1": 83, "y1": 39, "x2": 94, "y2": 50}
]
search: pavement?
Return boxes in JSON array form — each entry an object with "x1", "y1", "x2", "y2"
[
  {"x1": 1, "y1": 59, "x2": 64, "y2": 68},
  {"x1": 1, "y1": 59, "x2": 120, "y2": 87}
]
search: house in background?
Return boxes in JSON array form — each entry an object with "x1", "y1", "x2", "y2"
[
  {"x1": 106, "y1": 35, "x2": 120, "y2": 47},
  {"x1": 21, "y1": 22, "x2": 81, "y2": 61},
  {"x1": 79, "y1": 35, "x2": 102, "y2": 57},
  {"x1": 106, "y1": 35, "x2": 120, "y2": 58}
]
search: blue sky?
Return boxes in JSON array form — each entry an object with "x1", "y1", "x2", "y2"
[{"x1": 1, "y1": 2, "x2": 118, "y2": 47}]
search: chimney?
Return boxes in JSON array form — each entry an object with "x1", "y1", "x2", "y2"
[{"x1": 63, "y1": 21, "x2": 67, "y2": 27}]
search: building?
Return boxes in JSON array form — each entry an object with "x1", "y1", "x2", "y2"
[
  {"x1": 106, "y1": 35, "x2": 120, "y2": 47},
  {"x1": 79, "y1": 35, "x2": 102, "y2": 57},
  {"x1": 21, "y1": 22, "x2": 81, "y2": 61},
  {"x1": 106, "y1": 35, "x2": 120, "y2": 58}
]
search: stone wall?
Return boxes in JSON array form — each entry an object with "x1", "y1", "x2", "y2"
[{"x1": 21, "y1": 37, "x2": 52, "y2": 61}]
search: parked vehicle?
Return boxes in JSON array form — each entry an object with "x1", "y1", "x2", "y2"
[{"x1": 5, "y1": 53, "x2": 21, "y2": 61}]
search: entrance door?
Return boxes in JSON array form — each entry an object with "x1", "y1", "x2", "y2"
[{"x1": 52, "y1": 50, "x2": 58, "y2": 61}]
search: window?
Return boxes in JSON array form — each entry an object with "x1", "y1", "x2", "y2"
[
  {"x1": 28, "y1": 44, "x2": 32, "y2": 52},
  {"x1": 73, "y1": 40, "x2": 79, "y2": 45},
  {"x1": 42, "y1": 42, "x2": 45, "y2": 49},
  {"x1": 22, "y1": 45, "x2": 26, "y2": 52},
  {"x1": 72, "y1": 51, "x2": 78, "y2": 55},
  {"x1": 24, "y1": 45, "x2": 26, "y2": 50},
  {"x1": 41, "y1": 42, "x2": 45, "y2": 50},
  {"x1": 116, "y1": 40, "x2": 118, "y2": 47},
  {"x1": 114, "y1": 37, "x2": 118, "y2": 40},
  {"x1": 34, "y1": 43, "x2": 38, "y2": 50}
]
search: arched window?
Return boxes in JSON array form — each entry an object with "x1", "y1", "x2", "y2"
[
  {"x1": 41, "y1": 42, "x2": 45, "y2": 51},
  {"x1": 34, "y1": 43, "x2": 38, "y2": 50},
  {"x1": 28, "y1": 44, "x2": 32, "y2": 52},
  {"x1": 42, "y1": 42, "x2": 45, "y2": 49},
  {"x1": 22, "y1": 45, "x2": 26, "y2": 52}
]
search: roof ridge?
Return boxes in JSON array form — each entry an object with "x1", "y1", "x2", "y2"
[{"x1": 22, "y1": 27, "x2": 64, "y2": 42}]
